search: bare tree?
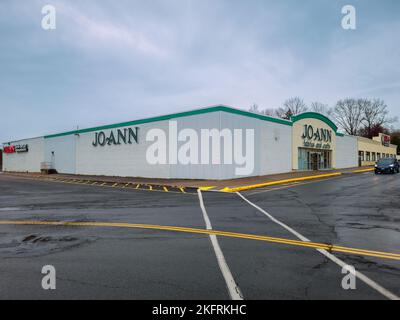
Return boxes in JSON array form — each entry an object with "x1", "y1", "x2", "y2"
[
  {"x1": 249, "y1": 104, "x2": 276, "y2": 117},
  {"x1": 310, "y1": 102, "x2": 332, "y2": 116},
  {"x1": 249, "y1": 104, "x2": 260, "y2": 114},
  {"x1": 276, "y1": 97, "x2": 308, "y2": 120},
  {"x1": 361, "y1": 99, "x2": 398, "y2": 138},
  {"x1": 261, "y1": 108, "x2": 277, "y2": 117},
  {"x1": 390, "y1": 129, "x2": 400, "y2": 155},
  {"x1": 331, "y1": 98, "x2": 364, "y2": 135}
]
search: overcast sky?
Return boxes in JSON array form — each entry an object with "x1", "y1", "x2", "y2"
[{"x1": 1, "y1": 0, "x2": 399, "y2": 143}]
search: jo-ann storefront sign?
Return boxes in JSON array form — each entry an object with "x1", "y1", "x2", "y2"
[
  {"x1": 301, "y1": 124, "x2": 332, "y2": 149},
  {"x1": 92, "y1": 127, "x2": 139, "y2": 147}
]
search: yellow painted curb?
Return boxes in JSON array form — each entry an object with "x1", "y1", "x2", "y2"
[
  {"x1": 199, "y1": 186, "x2": 217, "y2": 191},
  {"x1": 221, "y1": 172, "x2": 342, "y2": 193},
  {"x1": 351, "y1": 168, "x2": 374, "y2": 173}
]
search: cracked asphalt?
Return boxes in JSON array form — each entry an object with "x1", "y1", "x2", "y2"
[{"x1": 0, "y1": 172, "x2": 398, "y2": 300}]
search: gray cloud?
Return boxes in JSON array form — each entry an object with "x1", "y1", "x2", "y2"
[{"x1": 1, "y1": 0, "x2": 399, "y2": 143}]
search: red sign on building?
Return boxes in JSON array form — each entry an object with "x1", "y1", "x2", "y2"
[
  {"x1": 3, "y1": 146, "x2": 16, "y2": 153},
  {"x1": 381, "y1": 134, "x2": 391, "y2": 147}
]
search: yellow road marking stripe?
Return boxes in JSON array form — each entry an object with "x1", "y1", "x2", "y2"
[
  {"x1": 179, "y1": 187, "x2": 186, "y2": 193},
  {"x1": 0, "y1": 220, "x2": 398, "y2": 261},
  {"x1": 112, "y1": 183, "x2": 119, "y2": 187},
  {"x1": 163, "y1": 187, "x2": 169, "y2": 192},
  {"x1": 221, "y1": 173, "x2": 343, "y2": 192}
]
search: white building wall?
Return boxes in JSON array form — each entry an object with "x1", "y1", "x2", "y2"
[
  {"x1": 169, "y1": 111, "x2": 292, "y2": 179},
  {"x1": 336, "y1": 135, "x2": 358, "y2": 168},
  {"x1": 74, "y1": 111, "x2": 259, "y2": 180},
  {"x1": 3, "y1": 137, "x2": 44, "y2": 172},
  {"x1": 44, "y1": 135, "x2": 76, "y2": 174},
  {"x1": 2, "y1": 111, "x2": 294, "y2": 179},
  {"x1": 218, "y1": 112, "x2": 262, "y2": 179},
  {"x1": 259, "y1": 121, "x2": 292, "y2": 175},
  {"x1": 4, "y1": 109, "x2": 356, "y2": 179},
  {"x1": 72, "y1": 111, "x2": 292, "y2": 180},
  {"x1": 75, "y1": 121, "x2": 171, "y2": 178},
  {"x1": 170, "y1": 111, "x2": 224, "y2": 179}
]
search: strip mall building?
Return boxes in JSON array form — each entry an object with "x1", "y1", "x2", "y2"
[{"x1": 2, "y1": 106, "x2": 398, "y2": 180}]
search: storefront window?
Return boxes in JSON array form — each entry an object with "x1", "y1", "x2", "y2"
[
  {"x1": 377, "y1": 153, "x2": 381, "y2": 159},
  {"x1": 372, "y1": 152, "x2": 376, "y2": 161},
  {"x1": 359, "y1": 151, "x2": 364, "y2": 161},
  {"x1": 366, "y1": 152, "x2": 370, "y2": 161}
]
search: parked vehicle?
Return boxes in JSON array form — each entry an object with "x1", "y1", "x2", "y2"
[{"x1": 375, "y1": 158, "x2": 400, "y2": 174}]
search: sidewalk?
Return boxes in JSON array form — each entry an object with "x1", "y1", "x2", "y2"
[{"x1": 3, "y1": 166, "x2": 374, "y2": 192}]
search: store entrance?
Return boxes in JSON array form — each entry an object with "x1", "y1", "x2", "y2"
[
  {"x1": 298, "y1": 148, "x2": 332, "y2": 171},
  {"x1": 310, "y1": 152, "x2": 319, "y2": 170}
]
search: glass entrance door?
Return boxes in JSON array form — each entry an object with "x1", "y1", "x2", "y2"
[
  {"x1": 311, "y1": 152, "x2": 319, "y2": 170},
  {"x1": 298, "y1": 148, "x2": 332, "y2": 171}
]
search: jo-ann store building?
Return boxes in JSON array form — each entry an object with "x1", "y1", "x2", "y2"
[{"x1": 2, "y1": 105, "x2": 398, "y2": 180}]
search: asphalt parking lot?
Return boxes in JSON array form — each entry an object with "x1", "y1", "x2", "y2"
[{"x1": 0, "y1": 172, "x2": 399, "y2": 300}]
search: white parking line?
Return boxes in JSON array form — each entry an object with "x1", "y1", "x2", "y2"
[
  {"x1": 236, "y1": 192, "x2": 399, "y2": 300},
  {"x1": 197, "y1": 190, "x2": 244, "y2": 300}
]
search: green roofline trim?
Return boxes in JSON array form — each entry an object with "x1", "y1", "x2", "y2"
[
  {"x1": 43, "y1": 105, "x2": 292, "y2": 139},
  {"x1": 291, "y1": 112, "x2": 339, "y2": 133},
  {"x1": 5, "y1": 106, "x2": 343, "y2": 143}
]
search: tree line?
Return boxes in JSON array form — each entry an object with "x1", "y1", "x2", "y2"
[{"x1": 249, "y1": 97, "x2": 400, "y2": 154}]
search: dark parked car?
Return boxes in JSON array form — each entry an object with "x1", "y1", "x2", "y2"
[{"x1": 374, "y1": 158, "x2": 400, "y2": 174}]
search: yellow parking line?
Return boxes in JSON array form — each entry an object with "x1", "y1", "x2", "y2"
[
  {"x1": 4, "y1": 174, "x2": 194, "y2": 195},
  {"x1": 0, "y1": 220, "x2": 398, "y2": 261}
]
